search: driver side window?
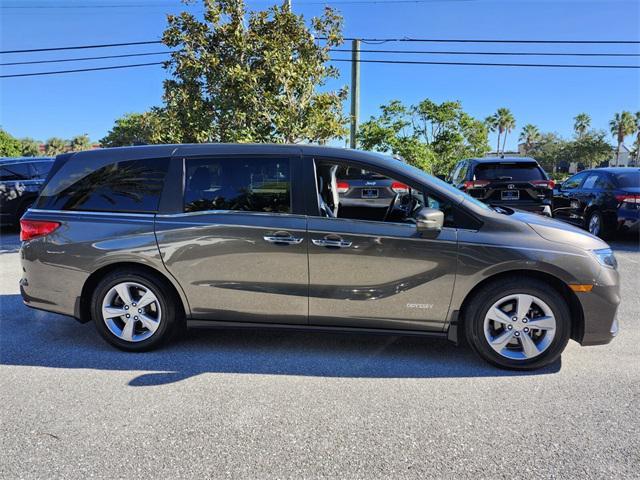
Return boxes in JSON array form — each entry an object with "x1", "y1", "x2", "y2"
[{"x1": 313, "y1": 159, "x2": 450, "y2": 225}]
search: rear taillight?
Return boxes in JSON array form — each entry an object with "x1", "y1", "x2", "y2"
[
  {"x1": 336, "y1": 181, "x2": 349, "y2": 194},
  {"x1": 391, "y1": 181, "x2": 410, "y2": 194},
  {"x1": 20, "y1": 219, "x2": 61, "y2": 241},
  {"x1": 615, "y1": 194, "x2": 640, "y2": 205},
  {"x1": 531, "y1": 180, "x2": 555, "y2": 189},
  {"x1": 463, "y1": 180, "x2": 490, "y2": 190}
]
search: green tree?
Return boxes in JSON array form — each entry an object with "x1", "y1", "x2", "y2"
[
  {"x1": 0, "y1": 129, "x2": 23, "y2": 157},
  {"x1": 528, "y1": 132, "x2": 569, "y2": 174},
  {"x1": 633, "y1": 111, "x2": 640, "y2": 164},
  {"x1": 20, "y1": 138, "x2": 41, "y2": 157},
  {"x1": 44, "y1": 137, "x2": 68, "y2": 156},
  {"x1": 358, "y1": 98, "x2": 489, "y2": 175},
  {"x1": 100, "y1": 111, "x2": 174, "y2": 147},
  {"x1": 159, "y1": 0, "x2": 346, "y2": 144},
  {"x1": 569, "y1": 130, "x2": 612, "y2": 169},
  {"x1": 484, "y1": 115, "x2": 499, "y2": 152},
  {"x1": 609, "y1": 111, "x2": 635, "y2": 165},
  {"x1": 573, "y1": 113, "x2": 591, "y2": 139},
  {"x1": 70, "y1": 134, "x2": 92, "y2": 152},
  {"x1": 494, "y1": 107, "x2": 516, "y2": 153},
  {"x1": 518, "y1": 124, "x2": 541, "y2": 154}
]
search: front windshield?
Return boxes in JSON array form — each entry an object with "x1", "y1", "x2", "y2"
[{"x1": 384, "y1": 156, "x2": 493, "y2": 211}]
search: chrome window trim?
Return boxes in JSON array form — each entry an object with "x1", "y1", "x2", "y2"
[{"x1": 27, "y1": 208, "x2": 156, "y2": 218}]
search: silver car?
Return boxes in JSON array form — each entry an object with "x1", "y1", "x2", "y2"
[{"x1": 19, "y1": 144, "x2": 620, "y2": 370}]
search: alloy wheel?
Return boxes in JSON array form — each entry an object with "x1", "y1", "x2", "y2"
[
  {"x1": 483, "y1": 294, "x2": 556, "y2": 360},
  {"x1": 588, "y1": 213, "x2": 601, "y2": 236},
  {"x1": 101, "y1": 281, "x2": 162, "y2": 342}
]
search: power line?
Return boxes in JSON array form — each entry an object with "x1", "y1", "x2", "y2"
[
  {"x1": 330, "y1": 48, "x2": 640, "y2": 57},
  {"x1": 2, "y1": 58, "x2": 639, "y2": 78},
  {"x1": 0, "y1": 51, "x2": 171, "y2": 66},
  {"x1": 0, "y1": 41, "x2": 162, "y2": 54},
  {"x1": 3, "y1": 36, "x2": 640, "y2": 55},
  {"x1": 0, "y1": 62, "x2": 165, "y2": 78},
  {"x1": 330, "y1": 58, "x2": 640, "y2": 68},
  {"x1": 3, "y1": 48, "x2": 638, "y2": 67}
]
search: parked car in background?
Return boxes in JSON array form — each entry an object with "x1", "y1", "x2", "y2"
[
  {"x1": 0, "y1": 157, "x2": 54, "y2": 226},
  {"x1": 448, "y1": 157, "x2": 554, "y2": 215},
  {"x1": 19, "y1": 145, "x2": 620, "y2": 370},
  {"x1": 333, "y1": 165, "x2": 411, "y2": 221},
  {"x1": 552, "y1": 167, "x2": 640, "y2": 239}
]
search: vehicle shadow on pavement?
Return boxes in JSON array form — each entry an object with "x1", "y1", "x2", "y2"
[{"x1": 0, "y1": 294, "x2": 561, "y2": 385}]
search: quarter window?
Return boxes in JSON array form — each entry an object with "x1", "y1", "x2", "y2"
[
  {"x1": 0, "y1": 163, "x2": 31, "y2": 181},
  {"x1": 36, "y1": 158, "x2": 169, "y2": 212},
  {"x1": 562, "y1": 171, "x2": 589, "y2": 190},
  {"x1": 184, "y1": 157, "x2": 291, "y2": 214}
]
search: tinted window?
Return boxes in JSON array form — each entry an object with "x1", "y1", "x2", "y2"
[
  {"x1": 615, "y1": 171, "x2": 640, "y2": 189},
  {"x1": 562, "y1": 171, "x2": 589, "y2": 190},
  {"x1": 0, "y1": 163, "x2": 31, "y2": 181},
  {"x1": 37, "y1": 158, "x2": 168, "y2": 212},
  {"x1": 30, "y1": 161, "x2": 53, "y2": 178},
  {"x1": 473, "y1": 163, "x2": 545, "y2": 181},
  {"x1": 184, "y1": 157, "x2": 290, "y2": 214},
  {"x1": 582, "y1": 174, "x2": 598, "y2": 189},
  {"x1": 336, "y1": 166, "x2": 387, "y2": 180}
]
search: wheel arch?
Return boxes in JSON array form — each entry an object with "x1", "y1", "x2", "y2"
[
  {"x1": 455, "y1": 269, "x2": 584, "y2": 344},
  {"x1": 76, "y1": 261, "x2": 189, "y2": 324}
]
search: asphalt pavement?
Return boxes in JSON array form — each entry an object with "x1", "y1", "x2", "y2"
[{"x1": 0, "y1": 226, "x2": 638, "y2": 479}]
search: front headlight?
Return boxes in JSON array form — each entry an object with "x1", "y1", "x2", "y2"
[{"x1": 592, "y1": 248, "x2": 617, "y2": 269}]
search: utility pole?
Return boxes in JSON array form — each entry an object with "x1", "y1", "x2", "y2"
[{"x1": 349, "y1": 39, "x2": 360, "y2": 149}]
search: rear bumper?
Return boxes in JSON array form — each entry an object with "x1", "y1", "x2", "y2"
[
  {"x1": 339, "y1": 197, "x2": 392, "y2": 208},
  {"x1": 617, "y1": 208, "x2": 639, "y2": 233},
  {"x1": 494, "y1": 201, "x2": 552, "y2": 215}
]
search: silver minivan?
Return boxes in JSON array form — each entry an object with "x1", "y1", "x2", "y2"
[{"x1": 19, "y1": 144, "x2": 620, "y2": 370}]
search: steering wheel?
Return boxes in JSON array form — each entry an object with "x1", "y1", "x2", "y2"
[{"x1": 383, "y1": 194, "x2": 417, "y2": 222}]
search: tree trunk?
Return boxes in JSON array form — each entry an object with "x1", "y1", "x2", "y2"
[
  {"x1": 502, "y1": 130, "x2": 508, "y2": 154},
  {"x1": 615, "y1": 142, "x2": 621, "y2": 166},
  {"x1": 496, "y1": 133, "x2": 501, "y2": 153}
]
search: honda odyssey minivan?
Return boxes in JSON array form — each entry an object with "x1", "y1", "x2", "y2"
[{"x1": 19, "y1": 144, "x2": 620, "y2": 370}]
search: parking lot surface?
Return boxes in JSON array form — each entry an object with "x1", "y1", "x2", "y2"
[{"x1": 1, "y1": 227, "x2": 638, "y2": 479}]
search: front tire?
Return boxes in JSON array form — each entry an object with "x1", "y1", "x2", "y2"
[
  {"x1": 464, "y1": 277, "x2": 571, "y2": 370},
  {"x1": 91, "y1": 269, "x2": 177, "y2": 351}
]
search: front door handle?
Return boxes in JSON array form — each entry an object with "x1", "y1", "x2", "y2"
[
  {"x1": 312, "y1": 238, "x2": 352, "y2": 248},
  {"x1": 263, "y1": 232, "x2": 304, "y2": 245}
]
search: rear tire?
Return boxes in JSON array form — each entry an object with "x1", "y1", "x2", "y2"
[
  {"x1": 464, "y1": 277, "x2": 571, "y2": 370},
  {"x1": 91, "y1": 269, "x2": 177, "y2": 351},
  {"x1": 586, "y1": 209, "x2": 612, "y2": 240}
]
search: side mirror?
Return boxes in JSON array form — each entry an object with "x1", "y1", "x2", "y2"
[{"x1": 415, "y1": 207, "x2": 444, "y2": 235}]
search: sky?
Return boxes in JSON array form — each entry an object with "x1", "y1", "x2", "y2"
[{"x1": 1, "y1": 0, "x2": 639, "y2": 151}]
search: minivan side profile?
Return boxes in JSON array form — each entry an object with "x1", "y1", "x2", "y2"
[{"x1": 20, "y1": 145, "x2": 620, "y2": 370}]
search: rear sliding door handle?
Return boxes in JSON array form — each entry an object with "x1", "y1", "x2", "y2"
[
  {"x1": 263, "y1": 234, "x2": 304, "y2": 245},
  {"x1": 312, "y1": 238, "x2": 352, "y2": 248}
]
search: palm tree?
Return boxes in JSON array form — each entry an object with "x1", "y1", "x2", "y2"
[
  {"x1": 70, "y1": 134, "x2": 92, "y2": 152},
  {"x1": 609, "y1": 111, "x2": 635, "y2": 165},
  {"x1": 484, "y1": 115, "x2": 499, "y2": 153},
  {"x1": 518, "y1": 124, "x2": 541, "y2": 154},
  {"x1": 573, "y1": 113, "x2": 591, "y2": 139},
  {"x1": 496, "y1": 108, "x2": 516, "y2": 154},
  {"x1": 634, "y1": 112, "x2": 640, "y2": 163},
  {"x1": 44, "y1": 137, "x2": 67, "y2": 156}
]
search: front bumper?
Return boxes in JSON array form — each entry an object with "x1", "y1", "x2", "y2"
[{"x1": 575, "y1": 265, "x2": 621, "y2": 346}]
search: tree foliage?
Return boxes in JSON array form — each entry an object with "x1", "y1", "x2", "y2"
[
  {"x1": 70, "y1": 134, "x2": 93, "y2": 152},
  {"x1": 0, "y1": 128, "x2": 23, "y2": 157},
  {"x1": 357, "y1": 99, "x2": 489, "y2": 174},
  {"x1": 44, "y1": 137, "x2": 68, "y2": 156},
  {"x1": 102, "y1": 0, "x2": 347, "y2": 147},
  {"x1": 20, "y1": 138, "x2": 41, "y2": 157},
  {"x1": 573, "y1": 113, "x2": 591, "y2": 138},
  {"x1": 518, "y1": 124, "x2": 541, "y2": 154}
]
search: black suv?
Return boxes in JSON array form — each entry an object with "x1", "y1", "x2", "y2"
[
  {"x1": 0, "y1": 157, "x2": 54, "y2": 226},
  {"x1": 449, "y1": 157, "x2": 553, "y2": 215}
]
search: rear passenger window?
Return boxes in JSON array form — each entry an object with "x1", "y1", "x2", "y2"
[
  {"x1": 37, "y1": 158, "x2": 168, "y2": 213},
  {"x1": 30, "y1": 162, "x2": 53, "y2": 178},
  {"x1": 184, "y1": 157, "x2": 291, "y2": 214},
  {"x1": 0, "y1": 163, "x2": 31, "y2": 181}
]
